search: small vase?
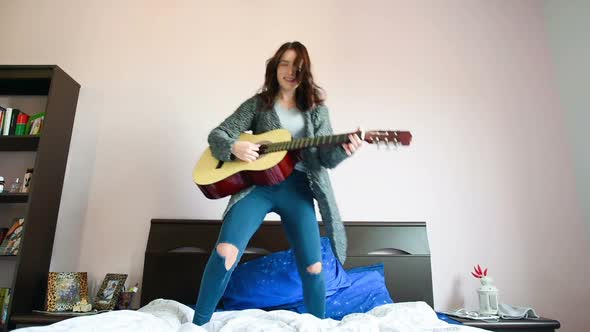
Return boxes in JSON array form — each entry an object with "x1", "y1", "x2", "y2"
[{"x1": 477, "y1": 276, "x2": 499, "y2": 315}]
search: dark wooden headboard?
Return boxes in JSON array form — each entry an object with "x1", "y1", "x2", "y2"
[{"x1": 140, "y1": 219, "x2": 434, "y2": 308}]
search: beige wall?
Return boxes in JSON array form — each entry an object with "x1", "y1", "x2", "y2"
[{"x1": 1, "y1": 0, "x2": 588, "y2": 330}]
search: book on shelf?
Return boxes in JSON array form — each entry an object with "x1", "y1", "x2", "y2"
[
  {"x1": 1, "y1": 105, "x2": 44, "y2": 136},
  {"x1": 0, "y1": 107, "x2": 25, "y2": 136},
  {"x1": 0, "y1": 218, "x2": 24, "y2": 255},
  {"x1": 0, "y1": 288, "x2": 10, "y2": 325},
  {"x1": 15, "y1": 112, "x2": 30, "y2": 135},
  {"x1": 26, "y1": 112, "x2": 45, "y2": 136}
]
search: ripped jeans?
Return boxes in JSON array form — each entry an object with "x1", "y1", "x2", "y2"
[{"x1": 192, "y1": 170, "x2": 326, "y2": 326}]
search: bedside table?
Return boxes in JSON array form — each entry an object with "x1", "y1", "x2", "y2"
[
  {"x1": 10, "y1": 312, "x2": 84, "y2": 329},
  {"x1": 453, "y1": 317, "x2": 560, "y2": 332}
]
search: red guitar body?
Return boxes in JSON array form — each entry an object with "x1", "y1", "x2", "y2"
[{"x1": 197, "y1": 152, "x2": 297, "y2": 199}]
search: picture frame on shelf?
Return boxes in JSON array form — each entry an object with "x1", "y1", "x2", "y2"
[
  {"x1": 45, "y1": 272, "x2": 89, "y2": 312},
  {"x1": 22, "y1": 168, "x2": 34, "y2": 193},
  {"x1": 0, "y1": 218, "x2": 24, "y2": 255},
  {"x1": 94, "y1": 273, "x2": 127, "y2": 311}
]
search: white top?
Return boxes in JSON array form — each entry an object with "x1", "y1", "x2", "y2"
[{"x1": 274, "y1": 101, "x2": 306, "y2": 172}]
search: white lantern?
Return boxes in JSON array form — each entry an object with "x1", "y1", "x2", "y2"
[{"x1": 477, "y1": 276, "x2": 499, "y2": 315}]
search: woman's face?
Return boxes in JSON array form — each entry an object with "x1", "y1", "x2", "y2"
[{"x1": 276, "y1": 49, "x2": 300, "y2": 94}]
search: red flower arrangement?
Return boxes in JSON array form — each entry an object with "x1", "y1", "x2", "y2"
[{"x1": 471, "y1": 265, "x2": 488, "y2": 279}]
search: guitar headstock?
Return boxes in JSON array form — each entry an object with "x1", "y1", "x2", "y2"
[{"x1": 362, "y1": 130, "x2": 412, "y2": 146}]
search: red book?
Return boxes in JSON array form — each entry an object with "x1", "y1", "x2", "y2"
[{"x1": 15, "y1": 112, "x2": 30, "y2": 136}]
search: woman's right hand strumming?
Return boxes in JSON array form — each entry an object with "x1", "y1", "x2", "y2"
[{"x1": 231, "y1": 141, "x2": 260, "y2": 162}]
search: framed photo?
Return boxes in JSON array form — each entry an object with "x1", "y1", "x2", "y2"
[
  {"x1": 94, "y1": 273, "x2": 127, "y2": 310},
  {"x1": 1, "y1": 218, "x2": 25, "y2": 255},
  {"x1": 45, "y1": 272, "x2": 88, "y2": 312}
]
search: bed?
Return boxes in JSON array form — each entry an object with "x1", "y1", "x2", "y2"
[{"x1": 13, "y1": 219, "x2": 487, "y2": 331}]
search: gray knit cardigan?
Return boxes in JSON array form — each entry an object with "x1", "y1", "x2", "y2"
[{"x1": 207, "y1": 95, "x2": 350, "y2": 263}]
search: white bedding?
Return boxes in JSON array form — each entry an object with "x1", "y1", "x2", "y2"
[{"x1": 14, "y1": 300, "x2": 486, "y2": 332}]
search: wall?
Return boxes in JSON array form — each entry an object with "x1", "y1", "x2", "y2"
[{"x1": 0, "y1": 1, "x2": 588, "y2": 330}]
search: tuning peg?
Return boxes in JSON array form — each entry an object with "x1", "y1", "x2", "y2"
[{"x1": 383, "y1": 137, "x2": 390, "y2": 149}]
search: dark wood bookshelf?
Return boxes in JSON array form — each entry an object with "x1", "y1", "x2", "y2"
[
  {"x1": 0, "y1": 65, "x2": 80, "y2": 331},
  {"x1": 0, "y1": 192, "x2": 29, "y2": 204},
  {"x1": 0, "y1": 66, "x2": 53, "y2": 95},
  {"x1": 0, "y1": 136, "x2": 40, "y2": 151}
]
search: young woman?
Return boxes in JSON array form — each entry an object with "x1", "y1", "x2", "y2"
[{"x1": 193, "y1": 41, "x2": 362, "y2": 326}]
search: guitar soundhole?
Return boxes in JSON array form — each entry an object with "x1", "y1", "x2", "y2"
[
  {"x1": 216, "y1": 160, "x2": 224, "y2": 169},
  {"x1": 257, "y1": 140, "x2": 270, "y2": 155}
]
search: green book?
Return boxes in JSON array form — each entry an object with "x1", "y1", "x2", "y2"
[
  {"x1": 25, "y1": 112, "x2": 45, "y2": 136},
  {"x1": 0, "y1": 288, "x2": 10, "y2": 325},
  {"x1": 0, "y1": 288, "x2": 6, "y2": 317}
]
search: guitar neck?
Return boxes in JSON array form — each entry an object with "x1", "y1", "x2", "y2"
[{"x1": 263, "y1": 133, "x2": 353, "y2": 153}]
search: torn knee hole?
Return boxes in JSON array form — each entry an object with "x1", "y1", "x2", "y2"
[
  {"x1": 306, "y1": 262, "x2": 322, "y2": 274},
  {"x1": 216, "y1": 243, "x2": 239, "y2": 271}
]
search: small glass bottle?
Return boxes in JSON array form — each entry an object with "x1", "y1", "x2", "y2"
[{"x1": 9, "y1": 178, "x2": 21, "y2": 193}]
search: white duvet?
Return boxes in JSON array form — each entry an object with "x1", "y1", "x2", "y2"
[{"x1": 14, "y1": 300, "x2": 485, "y2": 332}]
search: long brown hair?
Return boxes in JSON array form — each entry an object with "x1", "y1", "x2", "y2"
[{"x1": 258, "y1": 41, "x2": 325, "y2": 111}]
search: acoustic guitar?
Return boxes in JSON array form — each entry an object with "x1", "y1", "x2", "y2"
[{"x1": 193, "y1": 128, "x2": 412, "y2": 199}]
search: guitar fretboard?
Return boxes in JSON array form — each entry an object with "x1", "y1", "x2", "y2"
[{"x1": 263, "y1": 133, "x2": 352, "y2": 153}]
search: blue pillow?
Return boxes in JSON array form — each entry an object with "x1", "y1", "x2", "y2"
[
  {"x1": 286, "y1": 263, "x2": 393, "y2": 320},
  {"x1": 222, "y1": 237, "x2": 351, "y2": 310}
]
